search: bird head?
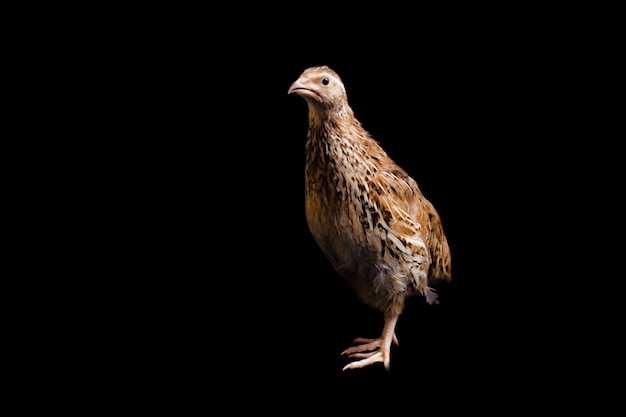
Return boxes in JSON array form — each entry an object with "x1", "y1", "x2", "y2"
[{"x1": 288, "y1": 66, "x2": 350, "y2": 119}]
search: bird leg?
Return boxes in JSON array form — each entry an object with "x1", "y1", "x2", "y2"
[{"x1": 341, "y1": 314, "x2": 399, "y2": 371}]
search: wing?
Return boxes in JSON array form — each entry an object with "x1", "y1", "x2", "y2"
[{"x1": 372, "y1": 159, "x2": 452, "y2": 284}]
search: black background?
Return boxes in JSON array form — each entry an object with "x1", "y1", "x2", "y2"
[{"x1": 73, "y1": 8, "x2": 616, "y2": 412}]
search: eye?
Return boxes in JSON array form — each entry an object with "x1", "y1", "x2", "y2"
[{"x1": 321, "y1": 77, "x2": 329, "y2": 86}]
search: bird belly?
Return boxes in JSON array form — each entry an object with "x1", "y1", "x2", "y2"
[{"x1": 306, "y1": 203, "x2": 413, "y2": 314}]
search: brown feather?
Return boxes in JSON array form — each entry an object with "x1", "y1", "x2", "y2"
[{"x1": 289, "y1": 65, "x2": 451, "y2": 371}]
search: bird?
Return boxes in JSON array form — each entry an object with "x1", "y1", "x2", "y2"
[{"x1": 288, "y1": 65, "x2": 452, "y2": 371}]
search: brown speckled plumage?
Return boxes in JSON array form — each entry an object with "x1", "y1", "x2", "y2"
[{"x1": 288, "y1": 66, "x2": 451, "y2": 371}]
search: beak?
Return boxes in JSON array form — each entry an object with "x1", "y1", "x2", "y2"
[{"x1": 288, "y1": 78, "x2": 307, "y2": 95}]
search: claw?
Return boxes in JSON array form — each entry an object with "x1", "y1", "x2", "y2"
[{"x1": 342, "y1": 352, "x2": 384, "y2": 371}]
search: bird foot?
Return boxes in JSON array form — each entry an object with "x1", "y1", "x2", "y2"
[
  {"x1": 341, "y1": 337, "x2": 389, "y2": 371},
  {"x1": 341, "y1": 332, "x2": 399, "y2": 371}
]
